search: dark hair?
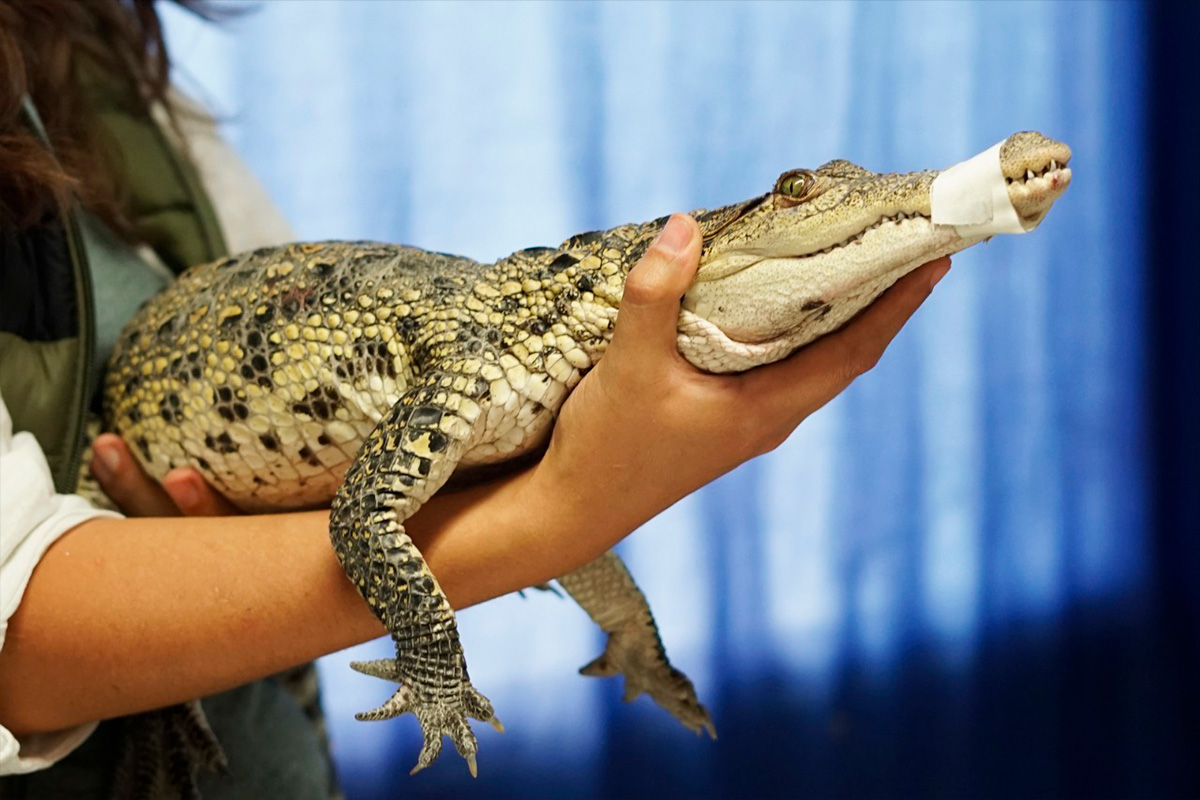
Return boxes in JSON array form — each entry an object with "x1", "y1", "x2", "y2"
[{"x1": 0, "y1": 0, "x2": 211, "y2": 235}]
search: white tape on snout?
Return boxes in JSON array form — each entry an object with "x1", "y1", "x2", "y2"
[{"x1": 930, "y1": 140, "x2": 1030, "y2": 237}]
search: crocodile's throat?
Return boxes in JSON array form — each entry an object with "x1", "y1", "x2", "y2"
[{"x1": 676, "y1": 214, "x2": 959, "y2": 373}]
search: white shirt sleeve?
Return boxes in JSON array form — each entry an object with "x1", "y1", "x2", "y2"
[{"x1": 0, "y1": 393, "x2": 122, "y2": 775}]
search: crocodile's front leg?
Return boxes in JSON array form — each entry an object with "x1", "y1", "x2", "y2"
[
  {"x1": 329, "y1": 376, "x2": 500, "y2": 777},
  {"x1": 557, "y1": 551, "x2": 716, "y2": 738}
]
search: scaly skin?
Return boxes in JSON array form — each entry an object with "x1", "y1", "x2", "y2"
[
  {"x1": 557, "y1": 551, "x2": 715, "y2": 738},
  {"x1": 104, "y1": 131, "x2": 1071, "y2": 775}
]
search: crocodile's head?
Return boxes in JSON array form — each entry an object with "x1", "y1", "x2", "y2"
[{"x1": 678, "y1": 131, "x2": 1071, "y2": 372}]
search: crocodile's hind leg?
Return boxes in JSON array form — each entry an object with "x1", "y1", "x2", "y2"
[
  {"x1": 330, "y1": 379, "x2": 500, "y2": 776},
  {"x1": 557, "y1": 551, "x2": 716, "y2": 738}
]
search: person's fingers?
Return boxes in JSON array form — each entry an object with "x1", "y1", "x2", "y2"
[
  {"x1": 746, "y1": 257, "x2": 951, "y2": 418},
  {"x1": 161, "y1": 469, "x2": 240, "y2": 517},
  {"x1": 90, "y1": 434, "x2": 182, "y2": 517},
  {"x1": 607, "y1": 214, "x2": 703, "y2": 363}
]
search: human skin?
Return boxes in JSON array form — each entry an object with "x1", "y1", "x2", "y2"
[{"x1": 0, "y1": 214, "x2": 950, "y2": 735}]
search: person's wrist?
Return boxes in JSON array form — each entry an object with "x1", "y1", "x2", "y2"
[{"x1": 526, "y1": 437, "x2": 642, "y2": 556}]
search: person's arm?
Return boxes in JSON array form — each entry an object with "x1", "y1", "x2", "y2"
[{"x1": 0, "y1": 215, "x2": 950, "y2": 736}]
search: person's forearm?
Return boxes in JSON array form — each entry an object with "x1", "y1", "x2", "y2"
[
  {"x1": 0, "y1": 462, "x2": 626, "y2": 736},
  {"x1": 0, "y1": 507, "x2": 366, "y2": 735}
]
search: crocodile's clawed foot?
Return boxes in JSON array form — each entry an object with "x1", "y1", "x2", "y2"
[
  {"x1": 350, "y1": 659, "x2": 502, "y2": 776},
  {"x1": 580, "y1": 631, "x2": 716, "y2": 739}
]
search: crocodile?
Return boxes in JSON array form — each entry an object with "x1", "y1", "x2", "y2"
[{"x1": 102, "y1": 130, "x2": 1071, "y2": 777}]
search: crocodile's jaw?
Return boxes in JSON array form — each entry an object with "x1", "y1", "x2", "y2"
[
  {"x1": 677, "y1": 216, "x2": 966, "y2": 373},
  {"x1": 677, "y1": 131, "x2": 1071, "y2": 373}
]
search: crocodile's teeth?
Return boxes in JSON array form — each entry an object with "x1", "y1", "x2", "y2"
[
  {"x1": 1049, "y1": 159, "x2": 1058, "y2": 170},
  {"x1": 1026, "y1": 169, "x2": 1035, "y2": 180}
]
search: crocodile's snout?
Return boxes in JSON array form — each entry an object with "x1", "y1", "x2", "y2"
[
  {"x1": 677, "y1": 130, "x2": 1073, "y2": 371},
  {"x1": 999, "y1": 131, "x2": 1072, "y2": 226}
]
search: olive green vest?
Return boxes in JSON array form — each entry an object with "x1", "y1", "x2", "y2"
[{"x1": 0, "y1": 71, "x2": 227, "y2": 493}]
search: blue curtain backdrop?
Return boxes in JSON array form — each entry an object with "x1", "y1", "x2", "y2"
[{"x1": 161, "y1": 2, "x2": 1197, "y2": 798}]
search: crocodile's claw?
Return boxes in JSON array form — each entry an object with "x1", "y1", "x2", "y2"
[
  {"x1": 351, "y1": 659, "x2": 502, "y2": 776},
  {"x1": 580, "y1": 632, "x2": 717, "y2": 739},
  {"x1": 517, "y1": 582, "x2": 564, "y2": 599}
]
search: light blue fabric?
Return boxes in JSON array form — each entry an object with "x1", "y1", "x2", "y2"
[
  {"x1": 163, "y1": 2, "x2": 1149, "y2": 797},
  {"x1": 78, "y1": 209, "x2": 173, "y2": 395}
]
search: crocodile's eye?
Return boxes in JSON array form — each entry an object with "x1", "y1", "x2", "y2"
[
  {"x1": 776, "y1": 170, "x2": 815, "y2": 198},
  {"x1": 775, "y1": 169, "x2": 817, "y2": 201}
]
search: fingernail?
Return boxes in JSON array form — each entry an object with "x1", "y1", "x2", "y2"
[
  {"x1": 929, "y1": 259, "x2": 951, "y2": 288},
  {"x1": 95, "y1": 442, "x2": 121, "y2": 477},
  {"x1": 654, "y1": 214, "x2": 692, "y2": 255}
]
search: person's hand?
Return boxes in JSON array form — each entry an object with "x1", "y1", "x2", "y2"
[
  {"x1": 90, "y1": 433, "x2": 239, "y2": 517},
  {"x1": 536, "y1": 212, "x2": 951, "y2": 536}
]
